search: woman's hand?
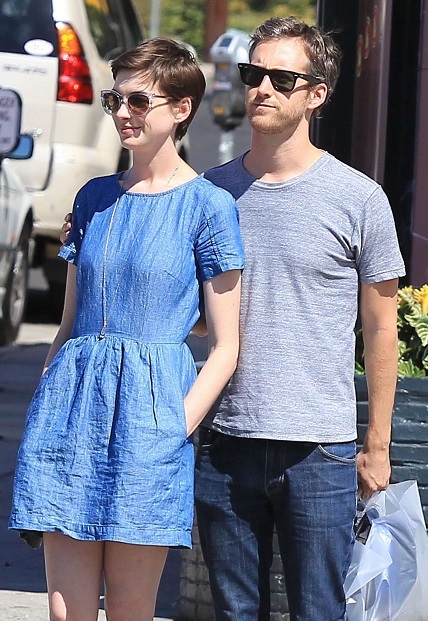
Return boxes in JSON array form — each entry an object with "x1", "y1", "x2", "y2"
[{"x1": 60, "y1": 212, "x2": 73, "y2": 245}]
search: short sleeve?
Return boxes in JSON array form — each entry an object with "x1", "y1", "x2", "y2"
[
  {"x1": 353, "y1": 186, "x2": 406, "y2": 284},
  {"x1": 195, "y1": 186, "x2": 245, "y2": 281},
  {"x1": 58, "y1": 186, "x2": 87, "y2": 265}
]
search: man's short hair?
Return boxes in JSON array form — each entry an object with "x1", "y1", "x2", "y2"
[{"x1": 249, "y1": 16, "x2": 342, "y2": 113}]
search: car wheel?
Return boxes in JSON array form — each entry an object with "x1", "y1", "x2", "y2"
[{"x1": 0, "y1": 221, "x2": 31, "y2": 345}]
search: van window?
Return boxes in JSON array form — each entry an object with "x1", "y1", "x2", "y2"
[
  {"x1": 0, "y1": 0, "x2": 58, "y2": 56},
  {"x1": 83, "y1": 0, "x2": 122, "y2": 59},
  {"x1": 107, "y1": 0, "x2": 143, "y2": 49}
]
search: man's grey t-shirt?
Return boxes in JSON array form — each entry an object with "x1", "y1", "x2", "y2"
[{"x1": 204, "y1": 152, "x2": 405, "y2": 442}]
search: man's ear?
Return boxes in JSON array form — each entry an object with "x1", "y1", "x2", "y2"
[
  {"x1": 307, "y1": 82, "x2": 328, "y2": 112},
  {"x1": 173, "y1": 96, "x2": 192, "y2": 123}
]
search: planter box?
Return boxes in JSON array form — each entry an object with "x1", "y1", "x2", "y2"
[{"x1": 178, "y1": 376, "x2": 428, "y2": 619}]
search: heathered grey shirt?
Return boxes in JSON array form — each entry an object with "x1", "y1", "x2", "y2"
[{"x1": 204, "y1": 151, "x2": 405, "y2": 442}]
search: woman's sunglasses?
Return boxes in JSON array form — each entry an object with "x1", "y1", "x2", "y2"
[
  {"x1": 100, "y1": 89, "x2": 170, "y2": 116},
  {"x1": 238, "y1": 63, "x2": 323, "y2": 93}
]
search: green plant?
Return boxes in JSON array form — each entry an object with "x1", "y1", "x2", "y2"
[{"x1": 356, "y1": 285, "x2": 428, "y2": 378}]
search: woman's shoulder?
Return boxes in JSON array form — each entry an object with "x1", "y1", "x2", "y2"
[
  {"x1": 79, "y1": 173, "x2": 120, "y2": 195},
  {"x1": 74, "y1": 173, "x2": 121, "y2": 207}
]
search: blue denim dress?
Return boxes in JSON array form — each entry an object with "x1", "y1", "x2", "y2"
[{"x1": 9, "y1": 173, "x2": 244, "y2": 548}]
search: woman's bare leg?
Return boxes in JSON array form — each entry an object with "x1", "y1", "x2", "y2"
[
  {"x1": 104, "y1": 542, "x2": 168, "y2": 621},
  {"x1": 44, "y1": 532, "x2": 104, "y2": 621}
]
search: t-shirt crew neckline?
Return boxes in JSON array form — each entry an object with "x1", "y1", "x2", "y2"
[{"x1": 239, "y1": 150, "x2": 329, "y2": 190}]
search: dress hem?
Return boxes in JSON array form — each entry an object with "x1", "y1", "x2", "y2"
[{"x1": 9, "y1": 521, "x2": 192, "y2": 549}]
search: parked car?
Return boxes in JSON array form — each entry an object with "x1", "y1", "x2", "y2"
[
  {"x1": 0, "y1": 88, "x2": 34, "y2": 345},
  {"x1": 0, "y1": 0, "x2": 191, "y2": 319}
]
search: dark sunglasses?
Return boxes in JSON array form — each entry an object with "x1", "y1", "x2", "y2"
[
  {"x1": 238, "y1": 63, "x2": 323, "y2": 93},
  {"x1": 100, "y1": 89, "x2": 170, "y2": 116}
]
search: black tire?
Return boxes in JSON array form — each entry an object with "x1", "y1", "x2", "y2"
[{"x1": 0, "y1": 221, "x2": 31, "y2": 345}]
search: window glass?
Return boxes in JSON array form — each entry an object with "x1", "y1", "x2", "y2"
[
  {"x1": 0, "y1": 0, "x2": 57, "y2": 56},
  {"x1": 107, "y1": 0, "x2": 143, "y2": 49},
  {"x1": 83, "y1": 0, "x2": 122, "y2": 59}
]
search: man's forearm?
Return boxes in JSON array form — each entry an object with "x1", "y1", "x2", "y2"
[{"x1": 363, "y1": 326, "x2": 397, "y2": 448}]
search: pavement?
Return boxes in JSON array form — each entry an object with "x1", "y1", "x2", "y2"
[{"x1": 0, "y1": 316, "x2": 196, "y2": 620}]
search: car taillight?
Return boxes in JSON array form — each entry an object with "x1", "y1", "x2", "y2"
[{"x1": 56, "y1": 22, "x2": 93, "y2": 104}]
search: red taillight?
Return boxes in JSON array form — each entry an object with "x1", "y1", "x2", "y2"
[{"x1": 56, "y1": 22, "x2": 93, "y2": 104}]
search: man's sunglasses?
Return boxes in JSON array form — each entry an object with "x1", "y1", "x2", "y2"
[
  {"x1": 238, "y1": 63, "x2": 323, "y2": 93},
  {"x1": 100, "y1": 89, "x2": 170, "y2": 116}
]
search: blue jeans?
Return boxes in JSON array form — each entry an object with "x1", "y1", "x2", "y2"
[{"x1": 194, "y1": 429, "x2": 357, "y2": 621}]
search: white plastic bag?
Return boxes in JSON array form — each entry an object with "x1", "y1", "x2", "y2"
[{"x1": 345, "y1": 480, "x2": 428, "y2": 621}]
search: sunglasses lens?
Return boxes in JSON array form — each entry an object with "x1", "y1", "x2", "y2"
[
  {"x1": 101, "y1": 91, "x2": 120, "y2": 115},
  {"x1": 239, "y1": 65, "x2": 296, "y2": 92},
  {"x1": 239, "y1": 65, "x2": 263, "y2": 87},
  {"x1": 270, "y1": 71, "x2": 295, "y2": 92},
  {"x1": 127, "y1": 93, "x2": 150, "y2": 115}
]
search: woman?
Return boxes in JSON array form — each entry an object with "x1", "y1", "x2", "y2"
[{"x1": 9, "y1": 39, "x2": 244, "y2": 621}]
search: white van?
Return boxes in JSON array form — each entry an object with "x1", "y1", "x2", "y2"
[
  {"x1": 0, "y1": 0, "x2": 190, "y2": 318},
  {"x1": 0, "y1": 88, "x2": 34, "y2": 345}
]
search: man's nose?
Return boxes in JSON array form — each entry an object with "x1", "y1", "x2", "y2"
[{"x1": 257, "y1": 73, "x2": 274, "y2": 94}]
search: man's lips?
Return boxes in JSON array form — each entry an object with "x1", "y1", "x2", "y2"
[{"x1": 251, "y1": 101, "x2": 276, "y2": 110}]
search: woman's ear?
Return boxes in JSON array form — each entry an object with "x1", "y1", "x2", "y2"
[{"x1": 173, "y1": 96, "x2": 192, "y2": 123}]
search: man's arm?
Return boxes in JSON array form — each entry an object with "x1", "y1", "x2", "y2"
[{"x1": 356, "y1": 279, "x2": 399, "y2": 500}]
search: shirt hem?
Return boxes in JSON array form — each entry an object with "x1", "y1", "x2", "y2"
[{"x1": 206, "y1": 422, "x2": 357, "y2": 444}]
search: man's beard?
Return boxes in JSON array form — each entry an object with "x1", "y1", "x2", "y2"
[{"x1": 246, "y1": 96, "x2": 308, "y2": 136}]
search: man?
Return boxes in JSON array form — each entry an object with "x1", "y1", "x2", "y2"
[
  {"x1": 194, "y1": 16, "x2": 404, "y2": 621},
  {"x1": 61, "y1": 17, "x2": 404, "y2": 621}
]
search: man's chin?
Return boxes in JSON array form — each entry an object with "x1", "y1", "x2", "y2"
[{"x1": 248, "y1": 117, "x2": 280, "y2": 135}]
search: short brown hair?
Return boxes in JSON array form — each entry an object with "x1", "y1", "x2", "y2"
[
  {"x1": 111, "y1": 38, "x2": 206, "y2": 141},
  {"x1": 249, "y1": 16, "x2": 342, "y2": 114}
]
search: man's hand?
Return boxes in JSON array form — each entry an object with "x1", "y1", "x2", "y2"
[
  {"x1": 356, "y1": 444, "x2": 390, "y2": 501},
  {"x1": 60, "y1": 212, "x2": 72, "y2": 245}
]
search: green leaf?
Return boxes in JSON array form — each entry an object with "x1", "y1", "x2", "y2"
[
  {"x1": 404, "y1": 308, "x2": 423, "y2": 327},
  {"x1": 414, "y1": 316, "x2": 428, "y2": 346},
  {"x1": 398, "y1": 360, "x2": 426, "y2": 378},
  {"x1": 398, "y1": 339, "x2": 408, "y2": 357},
  {"x1": 355, "y1": 361, "x2": 365, "y2": 375}
]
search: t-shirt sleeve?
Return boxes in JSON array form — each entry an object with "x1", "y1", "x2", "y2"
[
  {"x1": 353, "y1": 185, "x2": 406, "y2": 284},
  {"x1": 195, "y1": 187, "x2": 245, "y2": 281},
  {"x1": 57, "y1": 186, "x2": 87, "y2": 265}
]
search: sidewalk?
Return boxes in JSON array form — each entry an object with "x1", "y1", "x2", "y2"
[{"x1": 0, "y1": 326, "x2": 181, "y2": 620}]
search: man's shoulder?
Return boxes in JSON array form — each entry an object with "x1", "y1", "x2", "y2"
[
  {"x1": 204, "y1": 156, "x2": 251, "y2": 199},
  {"x1": 323, "y1": 153, "x2": 381, "y2": 195}
]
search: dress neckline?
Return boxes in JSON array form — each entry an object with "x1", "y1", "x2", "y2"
[{"x1": 115, "y1": 172, "x2": 202, "y2": 197}]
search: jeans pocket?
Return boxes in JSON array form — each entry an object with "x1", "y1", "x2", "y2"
[{"x1": 317, "y1": 441, "x2": 356, "y2": 464}]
